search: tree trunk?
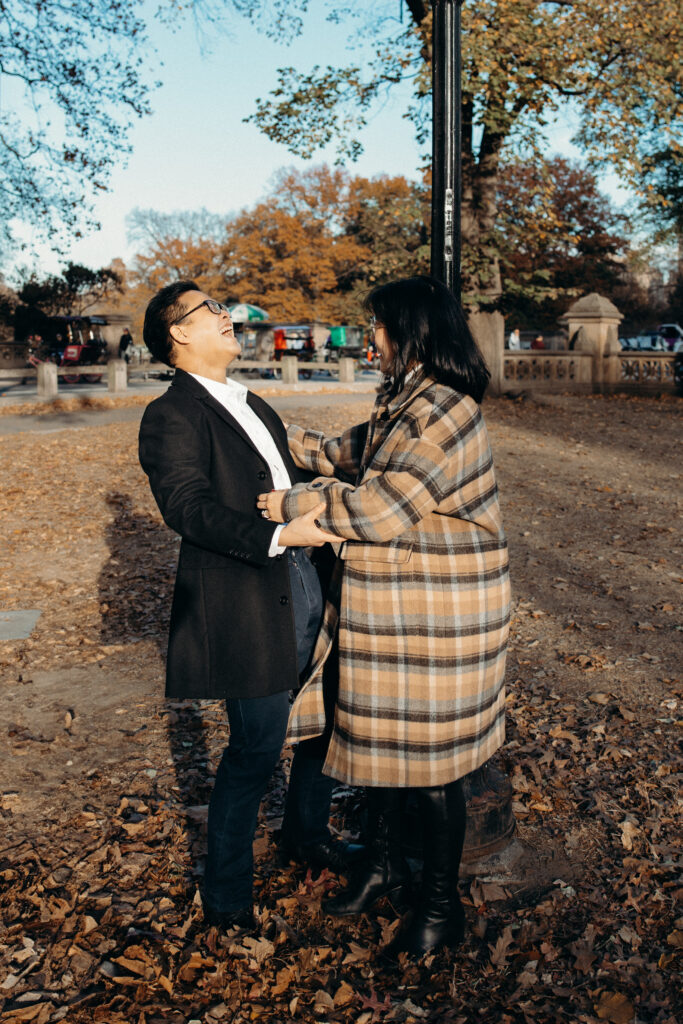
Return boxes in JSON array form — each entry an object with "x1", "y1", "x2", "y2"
[{"x1": 461, "y1": 122, "x2": 505, "y2": 306}]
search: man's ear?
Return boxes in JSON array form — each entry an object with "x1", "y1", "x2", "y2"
[{"x1": 169, "y1": 324, "x2": 188, "y2": 347}]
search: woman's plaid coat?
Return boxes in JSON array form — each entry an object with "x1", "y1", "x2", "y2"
[{"x1": 283, "y1": 371, "x2": 511, "y2": 788}]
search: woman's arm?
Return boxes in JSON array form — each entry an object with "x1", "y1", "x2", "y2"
[
  {"x1": 287, "y1": 421, "x2": 370, "y2": 480},
  {"x1": 261, "y1": 401, "x2": 497, "y2": 544}
]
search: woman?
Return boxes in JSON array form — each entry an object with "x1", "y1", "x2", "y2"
[{"x1": 258, "y1": 276, "x2": 511, "y2": 955}]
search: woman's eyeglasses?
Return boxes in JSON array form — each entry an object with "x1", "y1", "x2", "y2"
[{"x1": 174, "y1": 299, "x2": 231, "y2": 324}]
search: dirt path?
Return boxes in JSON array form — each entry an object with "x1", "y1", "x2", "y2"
[{"x1": 0, "y1": 392, "x2": 680, "y2": 1023}]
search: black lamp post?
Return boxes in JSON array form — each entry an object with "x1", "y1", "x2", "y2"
[
  {"x1": 431, "y1": 0, "x2": 516, "y2": 863},
  {"x1": 430, "y1": 0, "x2": 463, "y2": 300}
]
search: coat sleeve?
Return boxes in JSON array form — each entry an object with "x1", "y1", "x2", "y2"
[
  {"x1": 139, "y1": 398, "x2": 278, "y2": 566},
  {"x1": 286, "y1": 421, "x2": 369, "y2": 482},
  {"x1": 281, "y1": 403, "x2": 493, "y2": 543}
]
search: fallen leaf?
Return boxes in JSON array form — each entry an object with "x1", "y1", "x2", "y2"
[
  {"x1": 313, "y1": 989, "x2": 335, "y2": 1011},
  {"x1": 334, "y1": 980, "x2": 355, "y2": 1007},
  {"x1": 271, "y1": 966, "x2": 294, "y2": 996},
  {"x1": 489, "y1": 925, "x2": 515, "y2": 967},
  {"x1": 595, "y1": 991, "x2": 634, "y2": 1023},
  {"x1": 342, "y1": 941, "x2": 373, "y2": 965},
  {"x1": 619, "y1": 819, "x2": 639, "y2": 851}
]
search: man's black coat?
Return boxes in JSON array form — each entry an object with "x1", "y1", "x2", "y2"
[{"x1": 139, "y1": 368, "x2": 303, "y2": 700}]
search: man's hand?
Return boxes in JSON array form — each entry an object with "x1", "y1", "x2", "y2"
[
  {"x1": 279, "y1": 504, "x2": 340, "y2": 547},
  {"x1": 256, "y1": 489, "x2": 287, "y2": 522}
]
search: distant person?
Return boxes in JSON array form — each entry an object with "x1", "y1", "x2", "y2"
[
  {"x1": 118, "y1": 327, "x2": 133, "y2": 362},
  {"x1": 508, "y1": 327, "x2": 521, "y2": 350},
  {"x1": 531, "y1": 334, "x2": 545, "y2": 350}
]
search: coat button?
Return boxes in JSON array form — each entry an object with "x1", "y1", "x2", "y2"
[
  {"x1": 279, "y1": 595, "x2": 289, "y2": 605},
  {"x1": 275, "y1": 554, "x2": 283, "y2": 561},
  {"x1": 258, "y1": 470, "x2": 267, "y2": 480}
]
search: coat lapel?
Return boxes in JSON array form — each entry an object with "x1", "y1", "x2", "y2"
[
  {"x1": 360, "y1": 369, "x2": 436, "y2": 473},
  {"x1": 171, "y1": 368, "x2": 269, "y2": 466}
]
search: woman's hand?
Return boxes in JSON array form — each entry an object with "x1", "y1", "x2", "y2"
[
  {"x1": 257, "y1": 489, "x2": 287, "y2": 523},
  {"x1": 279, "y1": 504, "x2": 340, "y2": 547}
]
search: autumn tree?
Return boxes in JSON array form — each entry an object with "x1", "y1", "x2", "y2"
[
  {"x1": 126, "y1": 208, "x2": 228, "y2": 296},
  {"x1": 637, "y1": 147, "x2": 683, "y2": 239},
  {"x1": 220, "y1": 167, "x2": 366, "y2": 322},
  {"x1": 126, "y1": 167, "x2": 431, "y2": 323},
  {"x1": 234, "y1": 0, "x2": 681, "y2": 307},
  {"x1": 17, "y1": 263, "x2": 123, "y2": 317},
  {"x1": 497, "y1": 157, "x2": 632, "y2": 329},
  {"x1": 333, "y1": 174, "x2": 430, "y2": 318}
]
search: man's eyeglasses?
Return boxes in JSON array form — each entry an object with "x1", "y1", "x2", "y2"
[{"x1": 174, "y1": 299, "x2": 231, "y2": 324}]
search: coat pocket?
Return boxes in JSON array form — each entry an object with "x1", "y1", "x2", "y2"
[{"x1": 340, "y1": 542, "x2": 412, "y2": 565}]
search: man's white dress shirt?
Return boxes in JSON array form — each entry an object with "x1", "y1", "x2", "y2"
[{"x1": 189, "y1": 372, "x2": 289, "y2": 556}]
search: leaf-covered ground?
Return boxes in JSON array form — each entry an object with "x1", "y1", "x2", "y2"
[{"x1": 0, "y1": 390, "x2": 681, "y2": 1024}]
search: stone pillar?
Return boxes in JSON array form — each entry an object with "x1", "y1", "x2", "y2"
[
  {"x1": 338, "y1": 357, "x2": 356, "y2": 384},
  {"x1": 281, "y1": 356, "x2": 299, "y2": 384},
  {"x1": 107, "y1": 359, "x2": 128, "y2": 393},
  {"x1": 468, "y1": 310, "x2": 504, "y2": 396},
  {"x1": 558, "y1": 293, "x2": 623, "y2": 393},
  {"x1": 37, "y1": 362, "x2": 58, "y2": 400}
]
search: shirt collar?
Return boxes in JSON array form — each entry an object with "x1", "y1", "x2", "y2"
[{"x1": 189, "y1": 372, "x2": 248, "y2": 405}]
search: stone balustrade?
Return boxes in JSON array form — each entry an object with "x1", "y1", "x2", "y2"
[
  {"x1": 502, "y1": 350, "x2": 677, "y2": 394},
  {"x1": 503, "y1": 351, "x2": 593, "y2": 391},
  {"x1": 604, "y1": 351, "x2": 677, "y2": 393}
]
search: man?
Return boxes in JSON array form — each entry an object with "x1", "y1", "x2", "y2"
[{"x1": 138, "y1": 281, "x2": 350, "y2": 932}]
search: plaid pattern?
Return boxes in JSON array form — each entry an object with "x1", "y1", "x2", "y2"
[{"x1": 283, "y1": 372, "x2": 511, "y2": 788}]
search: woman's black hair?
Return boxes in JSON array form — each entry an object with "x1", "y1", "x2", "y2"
[{"x1": 364, "y1": 275, "x2": 490, "y2": 403}]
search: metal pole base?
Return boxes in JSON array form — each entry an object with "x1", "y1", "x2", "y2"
[{"x1": 461, "y1": 760, "x2": 515, "y2": 863}]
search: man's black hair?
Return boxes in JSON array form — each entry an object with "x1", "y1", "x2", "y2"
[{"x1": 143, "y1": 280, "x2": 199, "y2": 367}]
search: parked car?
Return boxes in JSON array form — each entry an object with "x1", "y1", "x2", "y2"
[
  {"x1": 620, "y1": 335, "x2": 667, "y2": 352},
  {"x1": 657, "y1": 323, "x2": 683, "y2": 351}
]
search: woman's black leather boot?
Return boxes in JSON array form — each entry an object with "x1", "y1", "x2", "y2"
[
  {"x1": 323, "y1": 787, "x2": 411, "y2": 916},
  {"x1": 386, "y1": 779, "x2": 466, "y2": 956}
]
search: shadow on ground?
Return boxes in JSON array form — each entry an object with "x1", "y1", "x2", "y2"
[{"x1": 98, "y1": 491, "x2": 212, "y2": 867}]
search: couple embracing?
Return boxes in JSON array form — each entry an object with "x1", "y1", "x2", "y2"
[{"x1": 138, "y1": 276, "x2": 510, "y2": 958}]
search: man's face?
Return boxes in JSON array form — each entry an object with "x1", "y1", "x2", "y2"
[{"x1": 172, "y1": 290, "x2": 240, "y2": 367}]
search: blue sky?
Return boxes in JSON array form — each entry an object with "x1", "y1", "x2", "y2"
[{"x1": 16, "y1": 2, "x2": 617, "y2": 277}]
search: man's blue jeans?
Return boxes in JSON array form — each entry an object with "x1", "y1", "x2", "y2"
[{"x1": 202, "y1": 550, "x2": 332, "y2": 914}]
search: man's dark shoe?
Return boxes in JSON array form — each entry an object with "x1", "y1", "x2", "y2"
[
  {"x1": 202, "y1": 904, "x2": 255, "y2": 933},
  {"x1": 280, "y1": 836, "x2": 364, "y2": 874}
]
